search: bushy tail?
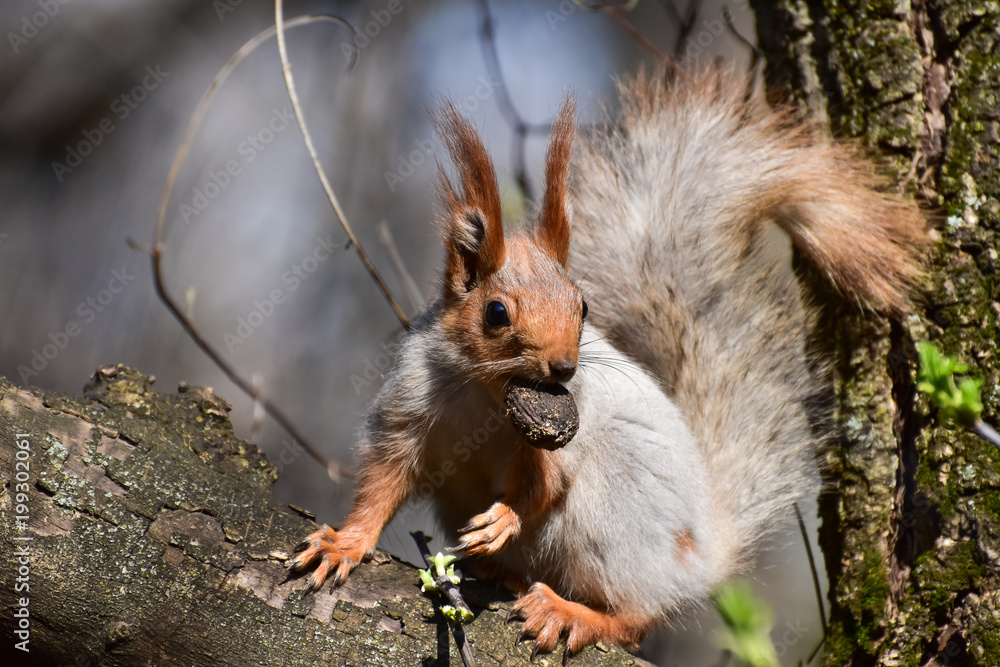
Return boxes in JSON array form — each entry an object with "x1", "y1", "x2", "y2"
[{"x1": 568, "y1": 68, "x2": 927, "y2": 574}]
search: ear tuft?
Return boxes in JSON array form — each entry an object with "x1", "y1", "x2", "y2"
[
  {"x1": 536, "y1": 96, "x2": 576, "y2": 269},
  {"x1": 453, "y1": 210, "x2": 486, "y2": 254},
  {"x1": 434, "y1": 103, "x2": 506, "y2": 296}
]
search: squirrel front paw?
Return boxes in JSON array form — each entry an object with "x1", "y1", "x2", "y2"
[
  {"x1": 450, "y1": 502, "x2": 521, "y2": 556},
  {"x1": 287, "y1": 525, "x2": 368, "y2": 591}
]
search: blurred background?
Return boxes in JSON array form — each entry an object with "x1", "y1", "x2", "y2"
[{"x1": 0, "y1": 0, "x2": 826, "y2": 663}]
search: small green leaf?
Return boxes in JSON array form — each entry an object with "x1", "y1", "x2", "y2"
[
  {"x1": 427, "y1": 552, "x2": 458, "y2": 580},
  {"x1": 418, "y1": 568, "x2": 437, "y2": 593},
  {"x1": 916, "y1": 342, "x2": 983, "y2": 426},
  {"x1": 440, "y1": 604, "x2": 473, "y2": 623},
  {"x1": 713, "y1": 581, "x2": 778, "y2": 667}
]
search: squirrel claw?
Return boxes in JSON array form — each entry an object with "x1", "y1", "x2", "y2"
[
  {"x1": 289, "y1": 525, "x2": 366, "y2": 591},
  {"x1": 510, "y1": 582, "x2": 649, "y2": 656},
  {"x1": 450, "y1": 502, "x2": 521, "y2": 557}
]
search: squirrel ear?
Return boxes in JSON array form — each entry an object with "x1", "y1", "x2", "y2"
[
  {"x1": 435, "y1": 103, "x2": 505, "y2": 295},
  {"x1": 535, "y1": 96, "x2": 575, "y2": 269}
]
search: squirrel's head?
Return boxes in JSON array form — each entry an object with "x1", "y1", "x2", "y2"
[{"x1": 434, "y1": 99, "x2": 585, "y2": 390}]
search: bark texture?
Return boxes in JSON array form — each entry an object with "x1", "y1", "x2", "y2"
[
  {"x1": 0, "y1": 365, "x2": 650, "y2": 666},
  {"x1": 753, "y1": 0, "x2": 1000, "y2": 664}
]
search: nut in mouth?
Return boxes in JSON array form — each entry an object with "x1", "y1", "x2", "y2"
[{"x1": 503, "y1": 377, "x2": 580, "y2": 450}]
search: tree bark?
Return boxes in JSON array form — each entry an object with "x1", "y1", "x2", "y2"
[
  {"x1": 753, "y1": 0, "x2": 1000, "y2": 664},
  {"x1": 0, "y1": 365, "x2": 649, "y2": 666}
]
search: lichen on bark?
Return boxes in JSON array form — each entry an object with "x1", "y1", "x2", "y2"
[{"x1": 754, "y1": 0, "x2": 1000, "y2": 664}]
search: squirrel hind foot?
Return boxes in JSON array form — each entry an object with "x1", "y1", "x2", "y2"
[{"x1": 509, "y1": 582, "x2": 653, "y2": 656}]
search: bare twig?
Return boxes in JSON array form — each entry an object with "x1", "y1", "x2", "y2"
[
  {"x1": 973, "y1": 419, "x2": 1000, "y2": 449},
  {"x1": 250, "y1": 372, "x2": 265, "y2": 444},
  {"x1": 149, "y1": 15, "x2": 358, "y2": 483},
  {"x1": 722, "y1": 5, "x2": 760, "y2": 86},
  {"x1": 597, "y1": 0, "x2": 688, "y2": 76},
  {"x1": 377, "y1": 221, "x2": 425, "y2": 313},
  {"x1": 474, "y1": 0, "x2": 552, "y2": 203},
  {"x1": 657, "y1": 0, "x2": 700, "y2": 58},
  {"x1": 412, "y1": 531, "x2": 477, "y2": 667},
  {"x1": 796, "y1": 503, "x2": 828, "y2": 663},
  {"x1": 274, "y1": 0, "x2": 410, "y2": 330}
]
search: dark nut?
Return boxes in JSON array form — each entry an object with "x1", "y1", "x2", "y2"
[{"x1": 504, "y1": 379, "x2": 579, "y2": 450}]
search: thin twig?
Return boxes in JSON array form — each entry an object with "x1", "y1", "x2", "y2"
[
  {"x1": 413, "y1": 531, "x2": 477, "y2": 667},
  {"x1": 149, "y1": 15, "x2": 357, "y2": 483},
  {"x1": 597, "y1": 0, "x2": 690, "y2": 79},
  {"x1": 796, "y1": 503, "x2": 828, "y2": 663},
  {"x1": 657, "y1": 0, "x2": 699, "y2": 58},
  {"x1": 377, "y1": 221, "x2": 425, "y2": 313},
  {"x1": 250, "y1": 372, "x2": 265, "y2": 444},
  {"x1": 972, "y1": 419, "x2": 1000, "y2": 449},
  {"x1": 722, "y1": 5, "x2": 760, "y2": 85},
  {"x1": 474, "y1": 0, "x2": 551, "y2": 203},
  {"x1": 275, "y1": 0, "x2": 410, "y2": 330}
]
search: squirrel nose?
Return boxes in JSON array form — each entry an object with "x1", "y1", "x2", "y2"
[{"x1": 548, "y1": 358, "x2": 577, "y2": 383}]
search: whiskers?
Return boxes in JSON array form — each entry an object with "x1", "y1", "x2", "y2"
[
  {"x1": 466, "y1": 357, "x2": 527, "y2": 383},
  {"x1": 578, "y1": 347, "x2": 654, "y2": 414}
]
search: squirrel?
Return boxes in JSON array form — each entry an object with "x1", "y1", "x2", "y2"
[{"x1": 288, "y1": 67, "x2": 928, "y2": 655}]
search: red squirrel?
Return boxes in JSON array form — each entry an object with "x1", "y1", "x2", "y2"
[{"x1": 289, "y1": 68, "x2": 927, "y2": 655}]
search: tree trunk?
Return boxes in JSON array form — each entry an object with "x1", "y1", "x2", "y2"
[
  {"x1": 0, "y1": 366, "x2": 648, "y2": 666},
  {"x1": 753, "y1": 0, "x2": 1000, "y2": 664}
]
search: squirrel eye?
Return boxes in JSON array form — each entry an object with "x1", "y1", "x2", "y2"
[
  {"x1": 485, "y1": 301, "x2": 510, "y2": 327},
  {"x1": 582, "y1": 300, "x2": 588, "y2": 320}
]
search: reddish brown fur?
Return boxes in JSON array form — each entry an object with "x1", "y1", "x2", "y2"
[
  {"x1": 456, "y1": 442, "x2": 567, "y2": 555},
  {"x1": 673, "y1": 528, "x2": 697, "y2": 569},
  {"x1": 511, "y1": 583, "x2": 654, "y2": 655},
  {"x1": 535, "y1": 98, "x2": 575, "y2": 268},
  {"x1": 435, "y1": 108, "x2": 576, "y2": 574},
  {"x1": 435, "y1": 103, "x2": 506, "y2": 300},
  {"x1": 506, "y1": 442, "x2": 567, "y2": 522},
  {"x1": 436, "y1": 100, "x2": 582, "y2": 390},
  {"x1": 290, "y1": 455, "x2": 414, "y2": 588},
  {"x1": 439, "y1": 233, "x2": 583, "y2": 387}
]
